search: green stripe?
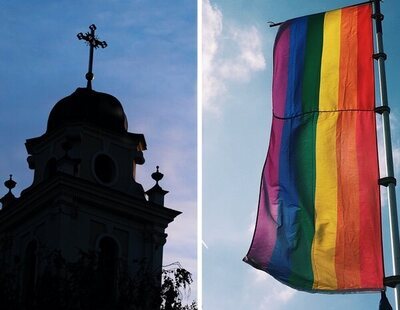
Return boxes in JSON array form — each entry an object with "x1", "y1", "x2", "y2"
[
  {"x1": 289, "y1": 13, "x2": 324, "y2": 289},
  {"x1": 302, "y1": 13, "x2": 324, "y2": 112}
]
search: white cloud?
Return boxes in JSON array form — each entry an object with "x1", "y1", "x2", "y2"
[
  {"x1": 393, "y1": 146, "x2": 400, "y2": 174},
  {"x1": 219, "y1": 26, "x2": 266, "y2": 80},
  {"x1": 247, "y1": 210, "x2": 257, "y2": 236},
  {"x1": 202, "y1": 0, "x2": 223, "y2": 113},
  {"x1": 376, "y1": 115, "x2": 400, "y2": 209},
  {"x1": 377, "y1": 114, "x2": 400, "y2": 175},
  {"x1": 246, "y1": 269, "x2": 296, "y2": 310},
  {"x1": 202, "y1": 0, "x2": 266, "y2": 113}
]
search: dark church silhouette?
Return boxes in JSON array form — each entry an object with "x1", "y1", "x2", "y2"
[{"x1": 0, "y1": 24, "x2": 180, "y2": 309}]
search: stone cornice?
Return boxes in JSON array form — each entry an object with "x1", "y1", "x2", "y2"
[{"x1": 0, "y1": 173, "x2": 181, "y2": 232}]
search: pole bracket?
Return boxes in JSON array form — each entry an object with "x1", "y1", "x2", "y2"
[
  {"x1": 373, "y1": 52, "x2": 387, "y2": 61},
  {"x1": 375, "y1": 106, "x2": 391, "y2": 114},
  {"x1": 372, "y1": 13, "x2": 384, "y2": 21},
  {"x1": 379, "y1": 177, "x2": 397, "y2": 187},
  {"x1": 384, "y1": 275, "x2": 400, "y2": 288}
]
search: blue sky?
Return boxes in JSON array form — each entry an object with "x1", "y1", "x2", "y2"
[
  {"x1": 0, "y1": 0, "x2": 197, "y2": 302},
  {"x1": 2, "y1": 1, "x2": 400, "y2": 308},
  {"x1": 203, "y1": 0, "x2": 400, "y2": 309}
]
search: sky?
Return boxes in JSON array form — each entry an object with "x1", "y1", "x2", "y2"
[
  {"x1": 203, "y1": 0, "x2": 400, "y2": 309},
  {"x1": 2, "y1": 1, "x2": 400, "y2": 308},
  {"x1": 0, "y1": 0, "x2": 197, "y2": 303}
]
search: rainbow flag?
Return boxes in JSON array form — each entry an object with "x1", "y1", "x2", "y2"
[{"x1": 244, "y1": 3, "x2": 384, "y2": 292}]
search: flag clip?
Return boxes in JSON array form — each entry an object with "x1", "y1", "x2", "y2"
[
  {"x1": 373, "y1": 52, "x2": 387, "y2": 60},
  {"x1": 372, "y1": 13, "x2": 384, "y2": 21},
  {"x1": 375, "y1": 106, "x2": 390, "y2": 114},
  {"x1": 267, "y1": 21, "x2": 282, "y2": 28},
  {"x1": 378, "y1": 177, "x2": 397, "y2": 187},
  {"x1": 384, "y1": 275, "x2": 400, "y2": 288}
]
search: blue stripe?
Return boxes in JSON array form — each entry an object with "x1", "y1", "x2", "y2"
[
  {"x1": 285, "y1": 17, "x2": 307, "y2": 117},
  {"x1": 268, "y1": 17, "x2": 307, "y2": 283}
]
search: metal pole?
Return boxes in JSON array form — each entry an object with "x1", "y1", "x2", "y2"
[
  {"x1": 77, "y1": 24, "x2": 106, "y2": 90},
  {"x1": 87, "y1": 27, "x2": 95, "y2": 90},
  {"x1": 373, "y1": 1, "x2": 400, "y2": 309}
]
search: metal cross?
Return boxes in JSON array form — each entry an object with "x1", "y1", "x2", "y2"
[{"x1": 77, "y1": 24, "x2": 107, "y2": 90}]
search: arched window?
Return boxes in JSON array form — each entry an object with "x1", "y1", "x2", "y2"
[
  {"x1": 98, "y1": 236, "x2": 119, "y2": 303},
  {"x1": 23, "y1": 240, "x2": 37, "y2": 305}
]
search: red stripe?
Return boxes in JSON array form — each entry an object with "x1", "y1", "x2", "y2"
[
  {"x1": 357, "y1": 4, "x2": 384, "y2": 288},
  {"x1": 357, "y1": 4, "x2": 375, "y2": 110}
]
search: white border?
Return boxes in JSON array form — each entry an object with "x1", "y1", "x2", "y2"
[{"x1": 197, "y1": 0, "x2": 203, "y2": 308}]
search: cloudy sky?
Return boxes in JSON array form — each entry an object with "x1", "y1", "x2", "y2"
[
  {"x1": 2, "y1": 0, "x2": 400, "y2": 308},
  {"x1": 203, "y1": 0, "x2": 400, "y2": 309},
  {"x1": 0, "y1": 0, "x2": 196, "y2": 302}
]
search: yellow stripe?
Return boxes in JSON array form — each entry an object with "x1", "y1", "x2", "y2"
[
  {"x1": 318, "y1": 10, "x2": 341, "y2": 111},
  {"x1": 312, "y1": 9, "x2": 341, "y2": 290}
]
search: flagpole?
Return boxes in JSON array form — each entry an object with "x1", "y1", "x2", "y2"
[{"x1": 372, "y1": 1, "x2": 400, "y2": 309}]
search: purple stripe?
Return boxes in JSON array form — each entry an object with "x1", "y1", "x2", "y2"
[
  {"x1": 247, "y1": 118, "x2": 283, "y2": 267},
  {"x1": 272, "y1": 23, "x2": 290, "y2": 117},
  {"x1": 246, "y1": 25, "x2": 290, "y2": 267}
]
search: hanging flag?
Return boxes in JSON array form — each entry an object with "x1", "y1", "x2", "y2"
[{"x1": 244, "y1": 3, "x2": 384, "y2": 292}]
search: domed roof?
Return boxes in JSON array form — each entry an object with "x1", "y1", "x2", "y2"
[{"x1": 47, "y1": 87, "x2": 128, "y2": 134}]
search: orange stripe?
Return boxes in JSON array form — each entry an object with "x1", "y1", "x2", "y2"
[
  {"x1": 336, "y1": 113, "x2": 361, "y2": 289},
  {"x1": 338, "y1": 7, "x2": 358, "y2": 110},
  {"x1": 335, "y1": 6, "x2": 361, "y2": 289}
]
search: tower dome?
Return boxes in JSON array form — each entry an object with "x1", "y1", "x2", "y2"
[{"x1": 47, "y1": 87, "x2": 128, "y2": 134}]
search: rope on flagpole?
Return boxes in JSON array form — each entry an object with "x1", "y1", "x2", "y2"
[{"x1": 373, "y1": 1, "x2": 400, "y2": 309}]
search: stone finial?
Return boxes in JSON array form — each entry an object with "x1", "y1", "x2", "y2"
[
  {"x1": 0, "y1": 175, "x2": 17, "y2": 208},
  {"x1": 146, "y1": 166, "x2": 168, "y2": 206},
  {"x1": 5, "y1": 175, "x2": 16, "y2": 192},
  {"x1": 151, "y1": 166, "x2": 163, "y2": 184}
]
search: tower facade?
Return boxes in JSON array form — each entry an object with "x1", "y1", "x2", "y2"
[{"x1": 0, "y1": 86, "x2": 180, "y2": 308}]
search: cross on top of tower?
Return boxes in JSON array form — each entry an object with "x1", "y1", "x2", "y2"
[{"x1": 77, "y1": 24, "x2": 107, "y2": 90}]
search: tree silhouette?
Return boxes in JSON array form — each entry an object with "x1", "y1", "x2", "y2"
[{"x1": 0, "y1": 248, "x2": 197, "y2": 310}]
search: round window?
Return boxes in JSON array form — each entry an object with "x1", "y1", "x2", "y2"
[{"x1": 94, "y1": 154, "x2": 116, "y2": 184}]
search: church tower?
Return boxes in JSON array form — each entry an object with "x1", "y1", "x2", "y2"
[{"x1": 0, "y1": 25, "x2": 180, "y2": 308}]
